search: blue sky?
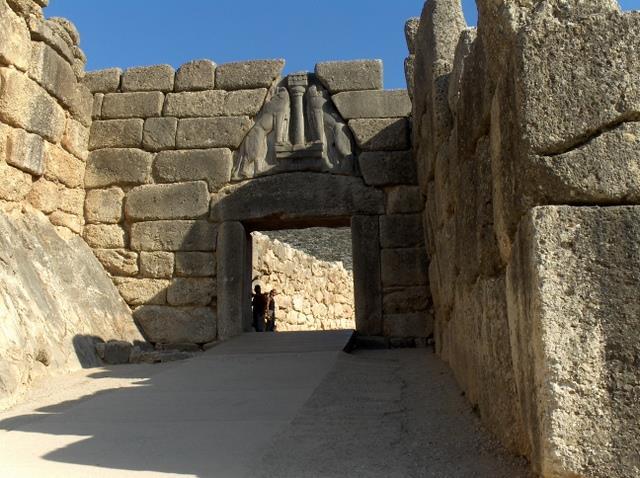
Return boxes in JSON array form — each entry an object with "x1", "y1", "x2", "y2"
[{"x1": 45, "y1": 0, "x2": 637, "y2": 90}]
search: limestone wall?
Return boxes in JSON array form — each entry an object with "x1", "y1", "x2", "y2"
[
  {"x1": 252, "y1": 232, "x2": 355, "y2": 331},
  {"x1": 410, "y1": 1, "x2": 640, "y2": 476},
  {"x1": 85, "y1": 57, "x2": 431, "y2": 345},
  {"x1": 0, "y1": 0, "x2": 91, "y2": 237}
]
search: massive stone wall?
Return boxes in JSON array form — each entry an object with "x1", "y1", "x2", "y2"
[
  {"x1": 252, "y1": 232, "x2": 355, "y2": 332},
  {"x1": 410, "y1": 1, "x2": 640, "y2": 476},
  {"x1": 85, "y1": 58, "x2": 431, "y2": 344}
]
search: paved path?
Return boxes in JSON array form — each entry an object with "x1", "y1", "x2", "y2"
[{"x1": 0, "y1": 331, "x2": 532, "y2": 477}]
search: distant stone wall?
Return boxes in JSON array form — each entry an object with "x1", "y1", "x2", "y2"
[
  {"x1": 0, "y1": 0, "x2": 92, "y2": 237},
  {"x1": 252, "y1": 232, "x2": 354, "y2": 331}
]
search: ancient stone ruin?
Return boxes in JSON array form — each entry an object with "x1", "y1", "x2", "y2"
[{"x1": 0, "y1": 0, "x2": 638, "y2": 476}]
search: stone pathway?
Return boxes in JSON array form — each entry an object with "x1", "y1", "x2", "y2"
[{"x1": 0, "y1": 331, "x2": 532, "y2": 477}]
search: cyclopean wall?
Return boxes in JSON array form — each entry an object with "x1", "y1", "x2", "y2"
[
  {"x1": 252, "y1": 231, "x2": 355, "y2": 332},
  {"x1": 84, "y1": 58, "x2": 432, "y2": 346},
  {"x1": 410, "y1": 1, "x2": 640, "y2": 476},
  {"x1": 0, "y1": 0, "x2": 142, "y2": 410}
]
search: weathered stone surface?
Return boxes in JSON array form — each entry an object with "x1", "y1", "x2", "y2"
[
  {"x1": 43, "y1": 143, "x2": 84, "y2": 188},
  {"x1": 121, "y1": 64, "x2": 174, "y2": 92},
  {"x1": 217, "y1": 221, "x2": 247, "y2": 339},
  {"x1": 163, "y1": 90, "x2": 225, "y2": 117},
  {"x1": 383, "y1": 312, "x2": 433, "y2": 338},
  {"x1": 351, "y1": 215, "x2": 382, "y2": 336},
  {"x1": 176, "y1": 117, "x2": 252, "y2": 149},
  {"x1": 61, "y1": 118, "x2": 89, "y2": 160},
  {"x1": 55, "y1": 187, "x2": 83, "y2": 215},
  {"x1": 83, "y1": 68, "x2": 121, "y2": 93},
  {"x1": 6, "y1": 128, "x2": 44, "y2": 175},
  {"x1": 85, "y1": 148, "x2": 152, "y2": 188},
  {"x1": 404, "y1": 55, "x2": 415, "y2": 99},
  {"x1": 27, "y1": 16, "x2": 75, "y2": 66},
  {"x1": 507, "y1": 206, "x2": 640, "y2": 478},
  {"x1": 101, "y1": 91, "x2": 164, "y2": 119},
  {"x1": 349, "y1": 118, "x2": 410, "y2": 151},
  {"x1": 224, "y1": 89, "x2": 267, "y2": 116},
  {"x1": 89, "y1": 119, "x2": 143, "y2": 150},
  {"x1": 359, "y1": 151, "x2": 417, "y2": 186},
  {"x1": 130, "y1": 220, "x2": 217, "y2": 252},
  {"x1": 405, "y1": 17, "x2": 420, "y2": 54},
  {"x1": 154, "y1": 149, "x2": 232, "y2": 191},
  {"x1": 0, "y1": 0, "x2": 31, "y2": 71},
  {"x1": 386, "y1": 186, "x2": 424, "y2": 214},
  {"x1": 383, "y1": 286, "x2": 430, "y2": 314},
  {"x1": 381, "y1": 248, "x2": 428, "y2": 287},
  {"x1": 93, "y1": 248, "x2": 138, "y2": 276},
  {"x1": 142, "y1": 117, "x2": 177, "y2": 151},
  {"x1": 380, "y1": 214, "x2": 425, "y2": 248},
  {"x1": 0, "y1": 159, "x2": 32, "y2": 202},
  {"x1": 102, "y1": 340, "x2": 133, "y2": 365},
  {"x1": 114, "y1": 277, "x2": 169, "y2": 305},
  {"x1": 167, "y1": 278, "x2": 216, "y2": 306},
  {"x1": 28, "y1": 41, "x2": 77, "y2": 108},
  {"x1": 133, "y1": 305, "x2": 216, "y2": 344},
  {"x1": 68, "y1": 83, "x2": 93, "y2": 128},
  {"x1": 0, "y1": 205, "x2": 142, "y2": 409},
  {"x1": 0, "y1": 67, "x2": 65, "y2": 142},
  {"x1": 175, "y1": 252, "x2": 216, "y2": 277},
  {"x1": 83, "y1": 224, "x2": 126, "y2": 249},
  {"x1": 26, "y1": 178, "x2": 58, "y2": 213},
  {"x1": 332, "y1": 90, "x2": 411, "y2": 119},
  {"x1": 211, "y1": 173, "x2": 384, "y2": 224},
  {"x1": 48, "y1": 210, "x2": 82, "y2": 234},
  {"x1": 139, "y1": 251, "x2": 174, "y2": 279},
  {"x1": 92, "y1": 92, "x2": 103, "y2": 118},
  {"x1": 124, "y1": 181, "x2": 210, "y2": 221},
  {"x1": 315, "y1": 60, "x2": 383, "y2": 93},
  {"x1": 174, "y1": 59, "x2": 216, "y2": 92},
  {"x1": 215, "y1": 59, "x2": 284, "y2": 90},
  {"x1": 84, "y1": 187, "x2": 124, "y2": 224}
]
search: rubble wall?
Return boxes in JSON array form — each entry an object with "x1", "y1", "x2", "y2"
[
  {"x1": 410, "y1": 1, "x2": 640, "y2": 476},
  {"x1": 252, "y1": 232, "x2": 355, "y2": 332}
]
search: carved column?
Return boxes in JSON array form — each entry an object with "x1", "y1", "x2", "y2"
[{"x1": 288, "y1": 73, "x2": 308, "y2": 147}]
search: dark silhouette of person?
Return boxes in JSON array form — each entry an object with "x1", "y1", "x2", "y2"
[
  {"x1": 265, "y1": 290, "x2": 277, "y2": 332},
  {"x1": 252, "y1": 285, "x2": 267, "y2": 332}
]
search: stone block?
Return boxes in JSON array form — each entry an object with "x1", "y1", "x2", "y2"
[
  {"x1": 383, "y1": 286, "x2": 430, "y2": 314},
  {"x1": 163, "y1": 90, "x2": 225, "y2": 117},
  {"x1": 154, "y1": 149, "x2": 232, "y2": 191},
  {"x1": 121, "y1": 64, "x2": 174, "y2": 92},
  {"x1": 0, "y1": 0, "x2": 31, "y2": 71},
  {"x1": 506, "y1": 206, "x2": 640, "y2": 478},
  {"x1": 27, "y1": 178, "x2": 58, "y2": 213},
  {"x1": 379, "y1": 214, "x2": 425, "y2": 248},
  {"x1": 404, "y1": 55, "x2": 415, "y2": 100},
  {"x1": 101, "y1": 91, "x2": 164, "y2": 119},
  {"x1": 83, "y1": 224, "x2": 126, "y2": 249},
  {"x1": 133, "y1": 305, "x2": 216, "y2": 344},
  {"x1": 43, "y1": 143, "x2": 84, "y2": 188},
  {"x1": 405, "y1": 17, "x2": 420, "y2": 54},
  {"x1": 125, "y1": 181, "x2": 210, "y2": 221},
  {"x1": 102, "y1": 340, "x2": 132, "y2": 365},
  {"x1": 349, "y1": 118, "x2": 410, "y2": 151},
  {"x1": 176, "y1": 117, "x2": 252, "y2": 149},
  {"x1": 85, "y1": 148, "x2": 152, "y2": 188},
  {"x1": 315, "y1": 60, "x2": 383, "y2": 93},
  {"x1": 92, "y1": 93, "x2": 103, "y2": 119},
  {"x1": 139, "y1": 251, "x2": 174, "y2": 279},
  {"x1": 83, "y1": 68, "x2": 122, "y2": 93},
  {"x1": 6, "y1": 128, "x2": 44, "y2": 175},
  {"x1": 215, "y1": 59, "x2": 284, "y2": 90},
  {"x1": 68, "y1": 83, "x2": 93, "y2": 128},
  {"x1": 175, "y1": 252, "x2": 216, "y2": 277},
  {"x1": 217, "y1": 221, "x2": 247, "y2": 339},
  {"x1": 93, "y1": 248, "x2": 138, "y2": 276},
  {"x1": 174, "y1": 59, "x2": 216, "y2": 92},
  {"x1": 167, "y1": 278, "x2": 216, "y2": 306},
  {"x1": 48, "y1": 210, "x2": 82, "y2": 234},
  {"x1": 89, "y1": 119, "x2": 143, "y2": 150},
  {"x1": 224, "y1": 89, "x2": 267, "y2": 116},
  {"x1": 332, "y1": 90, "x2": 411, "y2": 119},
  {"x1": 381, "y1": 247, "x2": 428, "y2": 287},
  {"x1": 114, "y1": 277, "x2": 169, "y2": 306},
  {"x1": 56, "y1": 187, "x2": 84, "y2": 215},
  {"x1": 142, "y1": 117, "x2": 177, "y2": 151},
  {"x1": 0, "y1": 67, "x2": 65, "y2": 142},
  {"x1": 383, "y1": 312, "x2": 433, "y2": 338},
  {"x1": 386, "y1": 186, "x2": 424, "y2": 214},
  {"x1": 359, "y1": 151, "x2": 417, "y2": 186},
  {"x1": 84, "y1": 187, "x2": 124, "y2": 224},
  {"x1": 130, "y1": 220, "x2": 217, "y2": 252},
  {"x1": 0, "y1": 160, "x2": 31, "y2": 201},
  {"x1": 27, "y1": 16, "x2": 75, "y2": 65},
  {"x1": 61, "y1": 118, "x2": 89, "y2": 160},
  {"x1": 28, "y1": 41, "x2": 77, "y2": 108}
]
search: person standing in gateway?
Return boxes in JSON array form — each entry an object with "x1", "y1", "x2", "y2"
[
  {"x1": 265, "y1": 289, "x2": 277, "y2": 332},
  {"x1": 252, "y1": 285, "x2": 267, "y2": 332}
]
